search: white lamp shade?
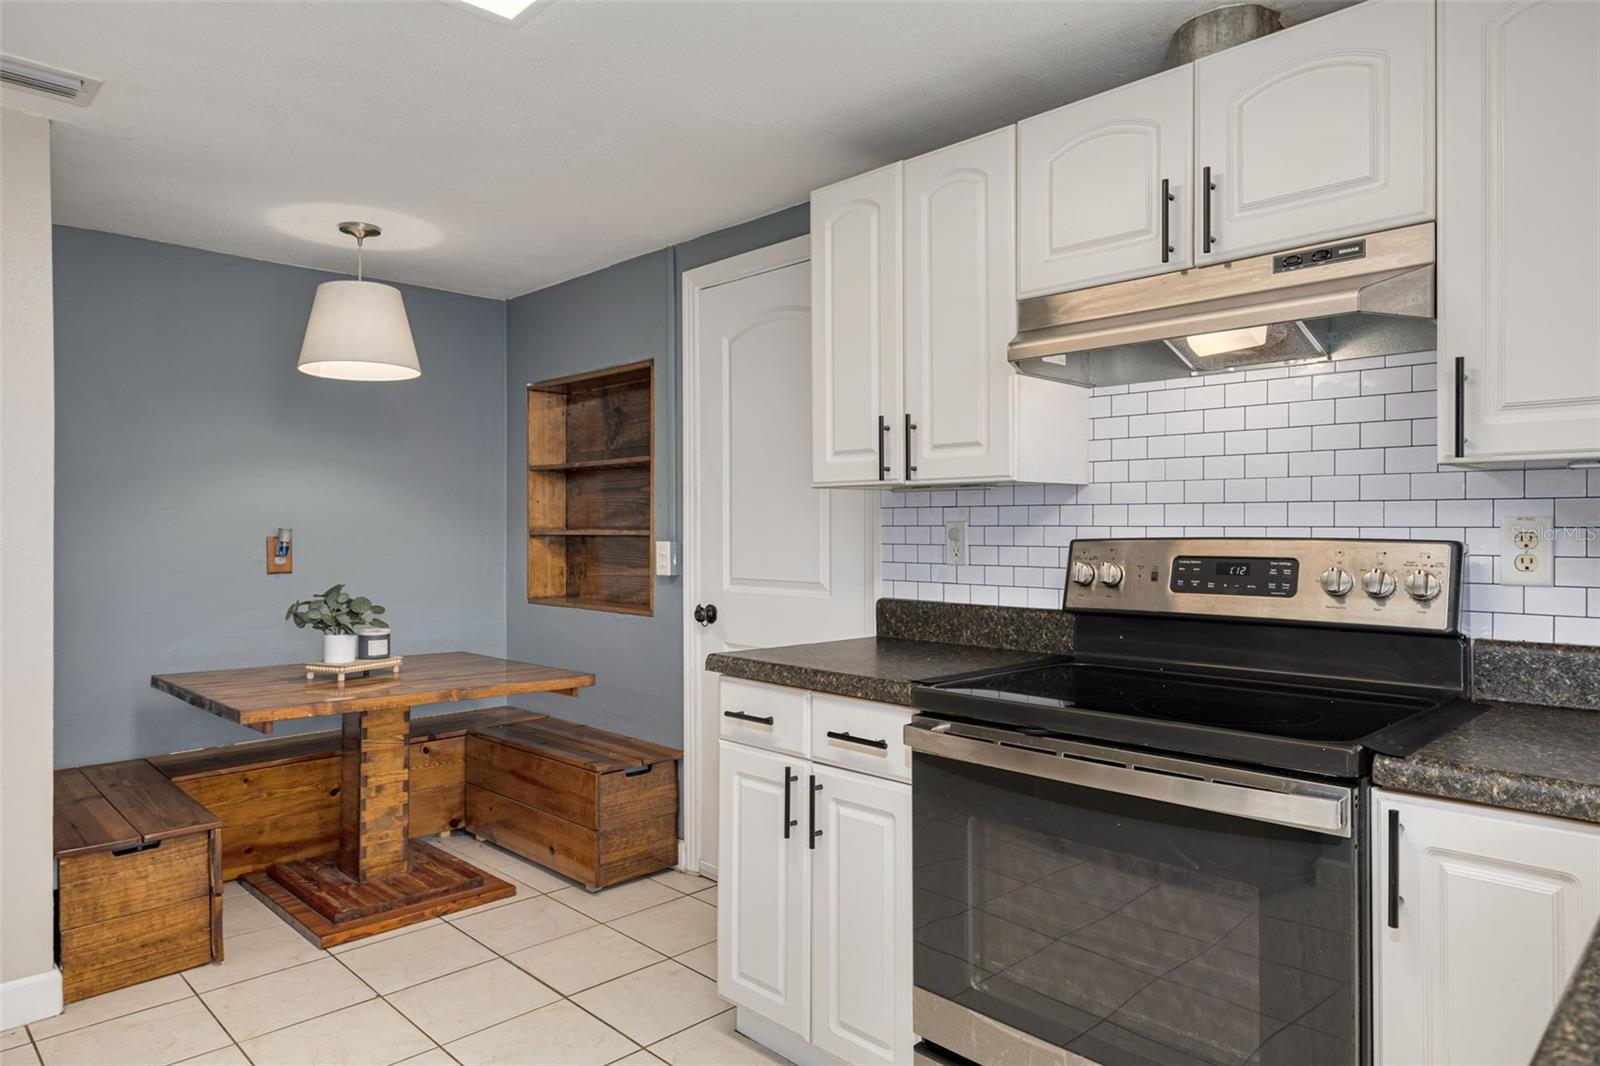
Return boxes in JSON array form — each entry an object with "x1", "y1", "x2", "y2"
[{"x1": 297, "y1": 280, "x2": 421, "y2": 381}]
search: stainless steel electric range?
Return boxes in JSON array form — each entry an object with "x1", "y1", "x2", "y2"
[{"x1": 906, "y1": 538, "x2": 1479, "y2": 1066}]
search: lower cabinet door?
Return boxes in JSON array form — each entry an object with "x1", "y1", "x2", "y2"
[
  {"x1": 809, "y1": 763, "x2": 913, "y2": 1065},
  {"x1": 1374, "y1": 789, "x2": 1600, "y2": 1066},
  {"x1": 718, "y1": 741, "x2": 809, "y2": 1038}
]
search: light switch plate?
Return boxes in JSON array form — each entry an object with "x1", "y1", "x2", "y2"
[
  {"x1": 1500, "y1": 515, "x2": 1553, "y2": 586},
  {"x1": 654, "y1": 540, "x2": 679, "y2": 577},
  {"x1": 944, "y1": 520, "x2": 967, "y2": 566}
]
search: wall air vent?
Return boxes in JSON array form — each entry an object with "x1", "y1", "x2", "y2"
[{"x1": 0, "y1": 55, "x2": 102, "y2": 107}]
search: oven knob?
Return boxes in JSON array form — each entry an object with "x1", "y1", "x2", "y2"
[
  {"x1": 1362, "y1": 568, "x2": 1397, "y2": 599},
  {"x1": 1070, "y1": 561, "x2": 1097, "y2": 587},
  {"x1": 1405, "y1": 569, "x2": 1442, "y2": 602},
  {"x1": 1320, "y1": 566, "x2": 1354, "y2": 597},
  {"x1": 1096, "y1": 562, "x2": 1125, "y2": 587}
]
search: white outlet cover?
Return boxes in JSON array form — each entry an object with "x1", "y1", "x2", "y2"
[
  {"x1": 944, "y1": 520, "x2": 967, "y2": 566},
  {"x1": 654, "y1": 539, "x2": 678, "y2": 577},
  {"x1": 1500, "y1": 515, "x2": 1554, "y2": 587}
]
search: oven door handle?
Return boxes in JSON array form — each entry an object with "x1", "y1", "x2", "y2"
[{"x1": 904, "y1": 719, "x2": 1352, "y2": 838}]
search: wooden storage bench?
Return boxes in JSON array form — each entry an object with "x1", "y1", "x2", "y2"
[
  {"x1": 465, "y1": 718, "x2": 681, "y2": 890},
  {"x1": 149, "y1": 706, "x2": 543, "y2": 880},
  {"x1": 54, "y1": 761, "x2": 223, "y2": 1002}
]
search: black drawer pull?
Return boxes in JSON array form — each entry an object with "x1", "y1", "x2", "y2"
[
  {"x1": 826, "y1": 730, "x2": 888, "y2": 751},
  {"x1": 724, "y1": 710, "x2": 774, "y2": 725},
  {"x1": 623, "y1": 764, "x2": 652, "y2": 777},
  {"x1": 111, "y1": 840, "x2": 162, "y2": 857}
]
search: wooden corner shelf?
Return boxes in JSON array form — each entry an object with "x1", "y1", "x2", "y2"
[{"x1": 527, "y1": 360, "x2": 654, "y2": 616}]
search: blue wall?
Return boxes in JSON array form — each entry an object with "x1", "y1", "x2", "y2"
[
  {"x1": 502, "y1": 205, "x2": 808, "y2": 746},
  {"x1": 52, "y1": 228, "x2": 509, "y2": 766}
]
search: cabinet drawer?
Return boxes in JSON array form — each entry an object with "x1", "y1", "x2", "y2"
[
  {"x1": 719, "y1": 679, "x2": 808, "y2": 757},
  {"x1": 810, "y1": 694, "x2": 913, "y2": 783},
  {"x1": 58, "y1": 832, "x2": 211, "y2": 930}
]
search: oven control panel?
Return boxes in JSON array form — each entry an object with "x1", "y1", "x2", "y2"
[{"x1": 1066, "y1": 537, "x2": 1460, "y2": 632}]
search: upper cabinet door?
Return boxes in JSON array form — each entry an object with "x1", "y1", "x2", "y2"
[
  {"x1": 902, "y1": 127, "x2": 1017, "y2": 484},
  {"x1": 811, "y1": 164, "x2": 903, "y2": 487},
  {"x1": 1017, "y1": 67, "x2": 1194, "y2": 297},
  {"x1": 1439, "y1": 0, "x2": 1600, "y2": 464},
  {"x1": 1194, "y1": 0, "x2": 1435, "y2": 265}
]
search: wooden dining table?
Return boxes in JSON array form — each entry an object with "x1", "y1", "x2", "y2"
[{"x1": 151, "y1": 651, "x2": 594, "y2": 946}]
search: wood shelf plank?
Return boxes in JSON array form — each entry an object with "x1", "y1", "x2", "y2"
[
  {"x1": 528, "y1": 528, "x2": 649, "y2": 538},
  {"x1": 528, "y1": 456, "x2": 650, "y2": 473},
  {"x1": 527, "y1": 594, "x2": 653, "y2": 617}
]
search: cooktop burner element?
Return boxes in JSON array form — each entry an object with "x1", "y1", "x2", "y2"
[{"x1": 913, "y1": 537, "x2": 1476, "y2": 779}]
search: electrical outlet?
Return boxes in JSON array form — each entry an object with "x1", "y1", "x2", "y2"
[
  {"x1": 944, "y1": 520, "x2": 967, "y2": 566},
  {"x1": 1500, "y1": 515, "x2": 1553, "y2": 586}
]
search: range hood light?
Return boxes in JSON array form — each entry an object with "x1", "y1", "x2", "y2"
[{"x1": 1184, "y1": 326, "x2": 1270, "y2": 358}]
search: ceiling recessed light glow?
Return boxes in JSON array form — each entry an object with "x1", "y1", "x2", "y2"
[{"x1": 456, "y1": 0, "x2": 540, "y2": 20}]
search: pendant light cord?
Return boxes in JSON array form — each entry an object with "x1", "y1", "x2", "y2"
[{"x1": 355, "y1": 233, "x2": 364, "y2": 281}]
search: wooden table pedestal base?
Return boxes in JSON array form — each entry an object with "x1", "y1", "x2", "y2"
[{"x1": 241, "y1": 840, "x2": 515, "y2": 948}]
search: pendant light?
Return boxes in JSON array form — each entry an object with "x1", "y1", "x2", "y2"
[{"x1": 297, "y1": 222, "x2": 421, "y2": 381}]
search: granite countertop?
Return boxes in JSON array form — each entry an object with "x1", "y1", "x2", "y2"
[
  {"x1": 704, "y1": 637, "x2": 1051, "y2": 706},
  {"x1": 1536, "y1": 923, "x2": 1600, "y2": 1066},
  {"x1": 1373, "y1": 701, "x2": 1600, "y2": 825}
]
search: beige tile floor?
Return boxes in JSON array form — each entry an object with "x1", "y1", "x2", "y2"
[{"x1": 8, "y1": 835, "x2": 789, "y2": 1066}]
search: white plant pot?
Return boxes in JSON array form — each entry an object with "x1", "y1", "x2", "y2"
[{"x1": 323, "y1": 633, "x2": 358, "y2": 665}]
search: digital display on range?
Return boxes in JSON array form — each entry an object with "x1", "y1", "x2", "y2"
[{"x1": 1171, "y1": 556, "x2": 1298, "y2": 597}]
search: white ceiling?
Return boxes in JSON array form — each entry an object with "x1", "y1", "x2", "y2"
[{"x1": 2, "y1": 0, "x2": 1351, "y2": 300}]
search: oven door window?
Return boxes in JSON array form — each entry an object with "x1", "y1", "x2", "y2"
[{"x1": 914, "y1": 752, "x2": 1360, "y2": 1066}]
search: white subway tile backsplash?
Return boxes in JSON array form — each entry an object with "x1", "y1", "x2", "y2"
[{"x1": 879, "y1": 355, "x2": 1600, "y2": 644}]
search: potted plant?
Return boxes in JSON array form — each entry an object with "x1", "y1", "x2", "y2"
[{"x1": 285, "y1": 584, "x2": 391, "y2": 665}]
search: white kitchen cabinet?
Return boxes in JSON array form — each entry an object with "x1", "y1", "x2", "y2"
[
  {"x1": 1017, "y1": 66, "x2": 1194, "y2": 296},
  {"x1": 718, "y1": 741, "x2": 809, "y2": 1038},
  {"x1": 809, "y1": 763, "x2": 913, "y2": 1066},
  {"x1": 811, "y1": 132, "x2": 1089, "y2": 489},
  {"x1": 902, "y1": 127, "x2": 1020, "y2": 484},
  {"x1": 719, "y1": 692, "x2": 914, "y2": 1066},
  {"x1": 1373, "y1": 790, "x2": 1600, "y2": 1066},
  {"x1": 811, "y1": 164, "x2": 904, "y2": 486},
  {"x1": 1193, "y1": 0, "x2": 1434, "y2": 266},
  {"x1": 1437, "y1": 0, "x2": 1600, "y2": 465}
]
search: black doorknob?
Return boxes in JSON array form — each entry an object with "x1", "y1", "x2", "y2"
[{"x1": 693, "y1": 603, "x2": 718, "y2": 626}]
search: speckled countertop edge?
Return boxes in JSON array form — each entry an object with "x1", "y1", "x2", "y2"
[{"x1": 1535, "y1": 923, "x2": 1600, "y2": 1066}]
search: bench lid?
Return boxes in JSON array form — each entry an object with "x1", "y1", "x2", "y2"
[
  {"x1": 475, "y1": 718, "x2": 681, "y2": 773},
  {"x1": 55, "y1": 760, "x2": 221, "y2": 858}
]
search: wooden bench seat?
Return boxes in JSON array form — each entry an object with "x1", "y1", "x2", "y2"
[
  {"x1": 54, "y1": 761, "x2": 223, "y2": 1003},
  {"x1": 149, "y1": 706, "x2": 545, "y2": 879},
  {"x1": 466, "y1": 718, "x2": 681, "y2": 890}
]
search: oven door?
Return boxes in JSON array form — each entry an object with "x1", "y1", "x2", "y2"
[{"x1": 906, "y1": 718, "x2": 1363, "y2": 1066}]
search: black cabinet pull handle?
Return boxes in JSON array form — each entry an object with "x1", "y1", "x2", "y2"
[
  {"x1": 826, "y1": 730, "x2": 888, "y2": 751},
  {"x1": 903, "y1": 414, "x2": 917, "y2": 480},
  {"x1": 1202, "y1": 166, "x2": 1216, "y2": 254},
  {"x1": 1161, "y1": 178, "x2": 1175, "y2": 263},
  {"x1": 809, "y1": 774, "x2": 822, "y2": 849},
  {"x1": 1454, "y1": 357, "x2": 1467, "y2": 460},
  {"x1": 878, "y1": 415, "x2": 890, "y2": 480},
  {"x1": 723, "y1": 710, "x2": 774, "y2": 725},
  {"x1": 783, "y1": 766, "x2": 798, "y2": 839},
  {"x1": 1387, "y1": 808, "x2": 1402, "y2": 929}
]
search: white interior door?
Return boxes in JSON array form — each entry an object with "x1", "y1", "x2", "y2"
[{"x1": 685, "y1": 243, "x2": 874, "y2": 875}]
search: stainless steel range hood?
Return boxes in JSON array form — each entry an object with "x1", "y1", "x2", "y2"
[{"x1": 1009, "y1": 223, "x2": 1436, "y2": 388}]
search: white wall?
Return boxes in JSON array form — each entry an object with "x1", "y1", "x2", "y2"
[
  {"x1": 881, "y1": 352, "x2": 1600, "y2": 645},
  {"x1": 0, "y1": 108, "x2": 61, "y2": 1024}
]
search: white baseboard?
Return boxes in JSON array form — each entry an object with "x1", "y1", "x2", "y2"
[{"x1": 0, "y1": 967, "x2": 62, "y2": 1029}]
